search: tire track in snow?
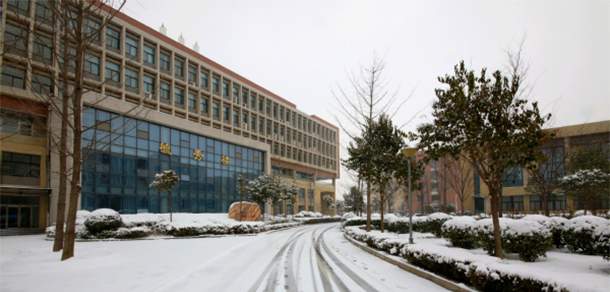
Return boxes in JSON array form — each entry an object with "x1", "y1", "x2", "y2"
[
  {"x1": 248, "y1": 226, "x2": 315, "y2": 292},
  {"x1": 318, "y1": 226, "x2": 380, "y2": 292}
]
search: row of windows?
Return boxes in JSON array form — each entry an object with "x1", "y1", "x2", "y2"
[
  {"x1": 2, "y1": 7, "x2": 339, "y2": 171},
  {"x1": 1, "y1": 152, "x2": 41, "y2": 178}
]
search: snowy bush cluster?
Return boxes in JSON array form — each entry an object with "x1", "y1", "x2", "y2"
[
  {"x1": 562, "y1": 216, "x2": 609, "y2": 255},
  {"x1": 342, "y1": 213, "x2": 441, "y2": 235},
  {"x1": 344, "y1": 227, "x2": 570, "y2": 292},
  {"x1": 46, "y1": 209, "x2": 303, "y2": 240},
  {"x1": 342, "y1": 212, "x2": 610, "y2": 262},
  {"x1": 294, "y1": 211, "x2": 323, "y2": 218}
]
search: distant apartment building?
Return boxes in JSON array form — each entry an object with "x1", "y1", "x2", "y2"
[{"x1": 406, "y1": 120, "x2": 609, "y2": 215}]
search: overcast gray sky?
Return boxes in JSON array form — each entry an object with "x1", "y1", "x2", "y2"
[{"x1": 121, "y1": 0, "x2": 609, "y2": 198}]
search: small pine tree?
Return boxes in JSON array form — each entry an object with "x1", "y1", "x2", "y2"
[{"x1": 150, "y1": 169, "x2": 180, "y2": 222}]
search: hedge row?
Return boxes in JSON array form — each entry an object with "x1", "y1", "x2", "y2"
[
  {"x1": 344, "y1": 228, "x2": 569, "y2": 292},
  {"x1": 302, "y1": 217, "x2": 342, "y2": 225},
  {"x1": 46, "y1": 209, "x2": 302, "y2": 240}
]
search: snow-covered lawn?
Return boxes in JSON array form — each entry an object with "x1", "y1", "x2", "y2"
[{"x1": 344, "y1": 227, "x2": 610, "y2": 292}]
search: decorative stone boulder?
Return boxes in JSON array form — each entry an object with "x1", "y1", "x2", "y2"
[{"x1": 229, "y1": 202, "x2": 261, "y2": 221}]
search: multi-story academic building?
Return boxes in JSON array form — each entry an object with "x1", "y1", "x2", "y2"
[{"x1": 0, "y1": 1, "x2": 339, "y2": 230}]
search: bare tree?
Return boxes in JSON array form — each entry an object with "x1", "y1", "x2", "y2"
[
  {"x1": 333, "y1": 52, "x2": 413, "y2": 232},
  {"x1": 0, "y1": 0, "x2": 154, "y2": 260},
  {"x1": 442, "y1": 156, "x2": 474, "y2": 213}
]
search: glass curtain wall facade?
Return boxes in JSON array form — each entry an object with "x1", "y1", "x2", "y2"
[{"x1": 81, "y1": 108, "x2": 264, "y2": 214}]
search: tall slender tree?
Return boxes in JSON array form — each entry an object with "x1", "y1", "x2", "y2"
[{"x1": 414, "y1": 61, "x2": 552, "y2": 259}]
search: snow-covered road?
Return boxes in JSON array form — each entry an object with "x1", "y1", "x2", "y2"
[
  {"x1": 142, "y1": 223, "x2": 450, "y2": 292},
  {"x1": 1, "y1": 223, "x2": 450, "y2": 292}
]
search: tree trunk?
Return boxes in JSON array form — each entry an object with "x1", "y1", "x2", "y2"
[
  {"x1": 489, "y1": 192, "x2": 504, "y2": 259},
  {"x1": 366, "y1": 181, "x2": 371, "y2": 232},
  {"x1": 543, "y1": 193, "x2": 550, "y2": 216},
  {"x1": 62, "y1": 87, "x2": 83, "y2": 261},
  {"x1": 380, "y1": 185, "x2": 385, "y2": 233},
  {"x1": 169, "y1": 191, "x2": 173, "y2": 222},
  {"x1": 53, "y1": 91, "x2": 69, "y2": 252},
  {"x1": 53, "y1": 26, "x2": 71, "y2": 253},
  {"x1": 62, "y1": 22, "x2": 85, "y2": 260}
]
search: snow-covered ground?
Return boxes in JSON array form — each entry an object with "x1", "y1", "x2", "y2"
[
  {"x1": 1, "y1": 224, "x2": 450, "y2": 292},
  {"x1": 345, "y1": 227, "x2": 610, "y2": 292}
]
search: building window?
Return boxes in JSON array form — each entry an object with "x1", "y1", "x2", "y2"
[
  {"x1": 105, "y1": 61, "x2": 120, "y2": 82},
  {"x1": 233, "y1": 110, "x2": 239, "y2": 124},
  {"x1": 223, "y1": 106, "x2": 229, "y2": 121},
  {"x1": 188, "y1": 92, "x2": 196, "y2": 109},
  {"x1": 212, "y1": 102, "x2": 219, "y2": 117},
  {"x1": 273, "y1": 105, "x2": 277, "y2": 118},
  {"x1": 125, "y1": 36, "x2": 138, "y2": 57},
  {"x1": 1, "y1": 65, "x2": 25, "y2": 89},
  {"x1": 159, "y1": 52, "x2": 170, "y2": 70},
  {"x1": 4, "y1": 23, "x2": 27, "y2": 54},
  {"x1": 503, "y1": 167, "x2": 523, "y2": 187},
  {"x1": 266, "y1": 102, "x2": 270, "y2": 115},
  {"x1": 233, "y1": 86, "x2": 239, "y2": 99},
  {"x1": 7, "y1": 0, "x2": 29, "y2": 16},
  {"x1": 143, "y1": 75, "x2": 154, "y2": 96},
  {"x1": 86, "y1": 19, "x2": 101, "y2": 41},
  {"x1": 33, "y1": 34, "x2": 53, "y2": 61},
  {"x1": 266, "y1": 122, "x2": 271, "y2": 135},
  {"x1": 1, "y1": 152, "x2": 41, "y2": 178},
  {"x1": 529, "y1": 195, "x2": 566, "y2": 211},
  {"x1": 174, "y1": 59, "x2": 184, "y2": 78},
  {"x1": 242, "y1": 113, "x2": 247, "y2": 124},
  {"x1": 143, "y1": 44, "x2": 155, "y2": 64},
  {"x1": 31, "y1": 74, "x2": 53, "y2": 94},
  {"x1": 501, "y1": 195, "x2": 524, "y2": 212},
  {"x1": 35, "y1": 1, "x2": 54, "y2": 22},
  {"x1": 201, "y1": 97, "x2": 209, "y2": 113},
  {"x1": 259, "y1": 119, "x2": 264, "y2": 133},
  {"x1": 201, "y1": 71, "x2": 209, "y2": 88},
  {"x1": 1, "y1": 109, "x2": 46, "y2": 138},
  {"x1": 106, "y1": 27, "x2": 120, "y2": 50},
  {"x1": 188, "y1": 66, "x2": 197, "y2": 84},
  {"x1": 174, "y1": 87, "x2": 185, "y2": 105},
  {"x1": 251, "y1": 94, "x2": 256, "y2": 108},
  {"x1": 160, "y1": 82, "x2": 170, "y2": 100},
  {"x1": 242, "y1": 91, "x2": 248, "y2": 105},
  {"x1": 124, "y1": 68, "x2": 138, "y2": 89},
  {"x1": 212, "y1": 77, "x2": 220, "y2": 93},
  {"x1": 251, "y1": 117, "x2": 256, "y2": 130},
  {"x1": 222, "y1": 82, "x2": 229, "y2": 97},
  {"x1": 84, "y1": 54, "x2": 100, "y2": 76}
]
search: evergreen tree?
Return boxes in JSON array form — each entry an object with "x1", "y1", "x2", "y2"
[
  {"x1": 560, "y1": 141, "x2": 610, "y2": 214},
  {"x1": 150, "y1": 169, "x2": 180, "y2": 222},
  {"x1": 413, "y1": 61, "x2": 552, "y2": 259}
]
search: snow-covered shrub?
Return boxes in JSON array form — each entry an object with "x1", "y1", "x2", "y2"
[
  {"x1": 573, "y1": 210, "x2": 593, "y2": 217},
  {"x1": 441, "y1": 216, "x2": 476, "y2": 249},
  {"x1": 84, "y1": 209, "x2": 123, "y2": 235},
  {"x1": 473, "y1": 218, "x2": 508, "y2": 256},
  {"x1": 426, "y1": 212, "x2": 452, "y2": 237},
  {"x1": 593, "y1": 223, "x2": 610, "y2": 261},
  {"x1": 563, "y1": 216, "x2": 609, "y2": 255},
  {"x1": 502, "y1": 220, "x2": 552, "y2": 262},
  {"x1": 114, "y1": 226, "x2": 151, "y2": 239},
  {"x1": 45, "y1": 225, "x2": 56, "y2": 238},
  {"x1": 521, "y1": 215, "x2": 550, "y2": 225},
  {"x1": 473, "y1": 218, "x2": 552, "y2": 261},
  {"x1": 386, "y1": 217, "x2": 410, "y2": 234},
  {"x1": 303, "y1": 217, "x2": 341, "y2": 224},
  {"x1": 76, "y1": 210, "x2": 91, "y2": 224},
  {"x1": 542, "y1": 217, "x2": 569, "y2": 248}
]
